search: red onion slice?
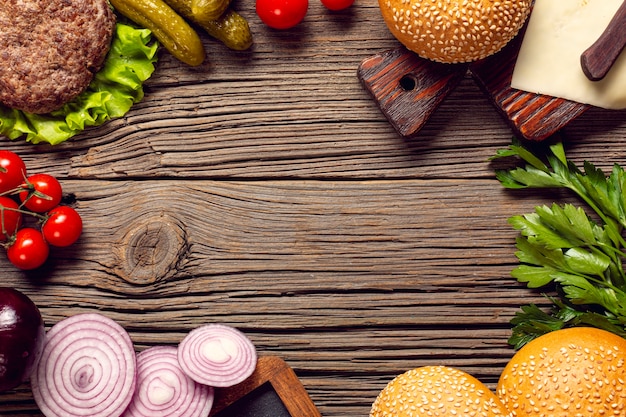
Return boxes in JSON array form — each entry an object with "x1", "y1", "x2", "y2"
[
  {"x1": 177, "y1": 324, "x2": 257, "y2": 388},
  {"x1": 31, "y1": 313, "x2": 137, "y2": 417},
  {"x1": 123, "y1": 346, "x2": 214, "y2": 417}
]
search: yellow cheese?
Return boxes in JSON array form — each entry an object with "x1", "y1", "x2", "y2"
[{"x1": 511, "y1": 0, "x2": 626, "y2": 109}]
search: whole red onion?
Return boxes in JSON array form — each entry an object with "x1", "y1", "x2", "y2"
[{"x1": 0, "y1": 287, "x2": 45, "y2": 392}]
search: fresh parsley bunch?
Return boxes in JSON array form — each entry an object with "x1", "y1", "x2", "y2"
[{"x1": 492, "y1": 140, "x2": 626, "y2": 349}]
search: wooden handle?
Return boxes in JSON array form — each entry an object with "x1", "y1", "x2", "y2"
[{"x1": 580, "y1": 1, "x2": 626, "y2": 81}]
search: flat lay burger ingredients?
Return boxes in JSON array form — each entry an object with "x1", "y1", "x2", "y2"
[
  {"x1": 110, "y1": 0, "x2": 206, "y2": 66},
  {"x1": 41, "y1": 206, "x2": 83, "y2": 248},
  {"x1": 377, "y1": 0, "x2": 532, "y2": 63},
  {"x1": 256, "y1": 0, "x2": 308, "y2": 30},
  {"x1": 0, "y1": 151, "x2": 27, "y2": 194},
  {"x1": 0, "y1": 23, "x2": 157, "y2": 145},
  {"x1": 178, "y1": 323, "x2": 257, "y2": 387},
  {"x1": 31, "y1": 313, "x2": 137, "y2": 417},
  {"x1": 19, "y1": 174, "x2": 63, "y2": 214},
  {"x1": 492, "y1": 140, "x2": 626, "y2": 348},
  {"x1": 0, "y1": 288, "x2": 45, "y2": 392},
  {"x1": 0, "y1": 0, "x2": 116, "y2": 114},
  {"x1": 370, "y1": 366, "x2": 511, "y2": 417},
  {"x1": 123, "y1": 346, "x2": 215, "y2": 417},
  {"x1": 497, "y1": 327, "x2": 626, "y2": 416},
  {"x1": 7, "y1": 228, "x2": 49, "y2": 271}
]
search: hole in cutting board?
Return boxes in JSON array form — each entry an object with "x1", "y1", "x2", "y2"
[{"x1": 399, "y1": 75, "x2": 417, "y2": 91}]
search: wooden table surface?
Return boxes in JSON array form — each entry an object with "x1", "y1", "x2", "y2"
[{"x1": 3, "y1": 1, "x2": 626, "y2": 416}]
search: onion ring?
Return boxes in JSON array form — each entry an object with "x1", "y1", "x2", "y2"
[
  {"x1": 177, "y1": 324, "x2": 257, "y2": 388},
  {"x1": 31, "y1": 313, "x2": 137, "y2": 417},
  {"x1": 124, "y1": 346, "x2": 214, "y2": 417}
]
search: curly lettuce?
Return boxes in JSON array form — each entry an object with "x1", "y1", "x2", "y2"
[{"x1": 0, "y1": 23, "x2": 158, "y2": 145}]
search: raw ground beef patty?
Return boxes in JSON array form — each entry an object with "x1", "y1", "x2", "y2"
[{"x1": 0, "y1": 0, "x2": 116, "y2": 114}]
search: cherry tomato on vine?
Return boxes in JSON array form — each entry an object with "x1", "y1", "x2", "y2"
[
  {"x1": 7, "y1": 228, "x2": 49, "y2": 270},
  {"x1": 0, "y1": 150, "x2": 26, "y2": 194},
  {"x1": 19, "y1": 173, "x2": 62, "y2": 213},
  {"x1": 0, "y1": 197, "x2": 22, "y2": 242},
  {"x1": 256, "y1": 0, "x2": 308, "y2": 29},
  {"x1": 320, "y1": 0, "x2": 353, "y2": 10},
  {"x1": 42, "y1": 206, "x2": 83, "y2": 247}
]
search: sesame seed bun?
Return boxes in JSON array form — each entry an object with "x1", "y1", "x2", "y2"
[
  {"x1": 497, "y1": 327, "x2": 626, "y2": 416},
  {"x1": 370, "y1": 365, "x2": 511, "y2": 417},
  {"x1": 378, "y1": 0, "x2": 532, "y2": 63}
]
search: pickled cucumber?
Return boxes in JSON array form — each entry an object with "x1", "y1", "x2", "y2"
[
  {"x1": 201, "y1": 9, "x2": 252, "y2": 51},
  {"x1": 162, "y1": 0, "x2": 252, "y2": 51},
  {"x1": 110, "y1": 0, "x2": 206, "y2": 66},
  {"x1": 192, "y1": 0, "x2": 231, "y2": 23}
]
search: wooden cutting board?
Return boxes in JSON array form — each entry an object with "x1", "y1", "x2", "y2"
[{"x1": 357, "y1": 30, "x2": 590, "y2": 141}]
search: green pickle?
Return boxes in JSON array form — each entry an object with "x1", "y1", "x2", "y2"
[
  {"x1": 192, "y1": 0, "x2": 231, "y2": 23},
  {"x1": 110, "y1": 0, "x2": 206, "y2": 66},
  {"x1": 162, "y1": 0, "x2": 253, "y2": 51},
  {"x1": 201, "y1": 9, "x2": 252, "y2": 51}
]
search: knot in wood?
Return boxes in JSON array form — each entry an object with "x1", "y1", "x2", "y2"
[{"x1": 115, "y1": 214, "x2": 188, "y2": 285}]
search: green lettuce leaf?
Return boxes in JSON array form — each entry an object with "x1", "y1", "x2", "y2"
[{"x1": 0, "y1": 23, "x2": 158, "y2": 145}]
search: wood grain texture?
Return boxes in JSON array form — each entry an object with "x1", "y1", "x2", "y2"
[
  {"x1": 469, "y1": 33, "x2": 590, "y2": 142},
  {"x1": 1, "y1": 1, "x2": 626, "y2": 416},
  {"x1": 357, "y1": 47, "x2": 468, "y2": 138},
  {"x1": 580, "y1": 0, "x2": 626, "y2": 81}
]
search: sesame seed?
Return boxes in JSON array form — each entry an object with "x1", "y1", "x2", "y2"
[{"x1": 379, "y1": 0, "x2": 532, "y2": 62}]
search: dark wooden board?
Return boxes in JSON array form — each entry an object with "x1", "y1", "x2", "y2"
[
  {"x1": 359, "y1": 30, "x2": 591, "y2": 141},
  {"x1": 210, "y1": 356, "x2": 321, "y2": 417},
  {"x1": 469, "y1": 33, "x2": 590, "y2": 141},
  {"x1": 357, "y1": 47, "x2": 468, "y2": 139}
]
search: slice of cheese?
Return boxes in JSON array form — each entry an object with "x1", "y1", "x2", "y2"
[{"x1": 511, "y1": 0, "x2": 626, "y2": 110}]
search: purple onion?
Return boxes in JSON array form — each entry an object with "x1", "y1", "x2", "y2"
[
  {"x1": 177, "y1": 324, "x2": 257, "y2": 388},
  {"x1": 31, "y1": 313, "x2": 137, "y2": 417},
  {"x1": 0, "y1": 287, "x2": 45, "y2": 392},
  {"x1": 123, "y1": 346, "x2": 214, "y2": 417}
]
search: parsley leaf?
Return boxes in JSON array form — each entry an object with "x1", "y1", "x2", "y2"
[{"x1": 493, "y1": 139, "x2": 626, "y2": 347}]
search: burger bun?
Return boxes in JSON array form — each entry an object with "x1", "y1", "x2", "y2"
[
  {"x1": 370, "y1": 365, "x2": 511, "y2": 417},
  {"x1": 378, "y1": 0, "x2": 532, "y2": 63},
  {"x1": 498, "y1": 327, "x2": 626, "y2": 416}
]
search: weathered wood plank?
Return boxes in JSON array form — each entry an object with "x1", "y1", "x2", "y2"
[{"x1": 0, "y1": 178, "x2": 562, "y2": 415}]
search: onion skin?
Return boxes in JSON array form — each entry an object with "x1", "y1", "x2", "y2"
[
  {"x1": 178, "y1": 324, "x2": 257, "y2": 388},
  {"x1": 31, "y1": 313, "x2": 137, "y2": 417},
  {"x1": 0, "y1": 287, "x2": 45, "y2": 392},
  {"x1": 124, "y1": 346, "x2": 214, "y2": 417}
]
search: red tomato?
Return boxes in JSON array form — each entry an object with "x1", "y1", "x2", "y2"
[
  {"x1": 0, "y1": 151, "x2": 27, "y2": 194},
  {"x1": 19, "y1": 173, "x2": 63, "y2": 213},
  {"x1": 7, "y1": 228, "x2": 49, "y2": 270},
  {"x1": 256, "y1": 0, "x2": 308, "y2": 29},
  {"x1": 0, "y1": 197, "x2": 21, "y2": 242},
  {"x1": 320, "y1": 0, "x2": 353, "y2": 10},
  {"x1": 42, "y1": 206, "x2": 83, "y2": 247}
]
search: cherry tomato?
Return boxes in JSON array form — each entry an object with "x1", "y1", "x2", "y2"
[
  {"x1": 256, "y1": 0, "x2": 308, "y2": 29},
  {"x1": 42, "y1": 206, "x2": 83, "y2": 247},
  {"x1": 320, "y1": 0, "x2": 353, "y2": 10},
  {"x1": 19, "y1": 173, "x2": 62, "y2": 213},
  {"x1": 7, "y1": 228, "x2": 49, "y2": 270},
  {"x1": 0, "y1": 150, "x2": 26, "y2": 194},
  {"x1": 0, "y1": 197, "x2": 21, "y2": 242}
]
